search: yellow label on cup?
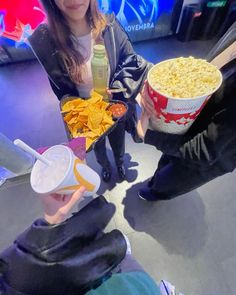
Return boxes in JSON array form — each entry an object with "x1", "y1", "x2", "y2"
[{"x1": 60, "y1": 159, "x2": 95, "y2": 192}]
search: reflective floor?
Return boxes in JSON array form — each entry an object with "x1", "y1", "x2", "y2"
[{"x1": 0, "y1": 37, "x2": 236, "y2": 295}]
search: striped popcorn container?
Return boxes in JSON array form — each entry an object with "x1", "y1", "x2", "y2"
[{"x1": 147, "y1": 59, "x2": 222, "y2": 134}]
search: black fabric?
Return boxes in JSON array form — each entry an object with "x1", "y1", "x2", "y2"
[
  {"x1": 148, "y1": 154, "x2": 231, "y2": 200},
  {"x1": 144, "y1": 58, "x2": 236, "y2": 198},
  {"x1": 113, "y1": 254, "x2": 144, "y2": 274},
  {"x1": 109, "y1": 54, "x2": 152, "y2": 103},
  {"x1": 0, "y1": 196, "x2": 127, "y2": 295},
  {"x1": 144, "y1": 130, "x2": 183, "y2": 155},
  {"x1": 124, "y1": 101, "x2": 138, "y2": 135},
  {"x1": 94, "y1": 120, "x2": 126, "y2": 168}
]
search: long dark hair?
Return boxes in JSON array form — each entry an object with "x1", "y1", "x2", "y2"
[{"x1": 40, "y1": 0, "x2": 106, "y2": 83}]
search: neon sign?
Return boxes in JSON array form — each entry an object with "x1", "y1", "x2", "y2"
[
  {"x1": 0, "y1": 0, "x2": 45, "y2": 47},
  {"x1": 0, "y1": 0, "x2": 175, "y2": 48},
  {"x1": 99, "y1": 0, "x2": 175, "y2": 41}
]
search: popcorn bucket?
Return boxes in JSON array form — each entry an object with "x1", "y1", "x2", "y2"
[
  {"x1": 31, "y1": 145, "x2": 100, "y2": 196},
  {"x1": 147, "y1": 59, "x2": 223, "y2": 134}
]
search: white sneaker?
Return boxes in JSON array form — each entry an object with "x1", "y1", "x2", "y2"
[{"x1": 159, "y1": 280, "x2": 184, "y2": 295}]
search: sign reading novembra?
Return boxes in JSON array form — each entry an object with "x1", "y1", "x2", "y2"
[{"x1": 98, "y1": 0, "x2": 176, "y2": 41}]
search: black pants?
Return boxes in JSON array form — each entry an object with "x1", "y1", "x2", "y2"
[
  {"x1": 94, "y1": 121, "x2": 125, "y2": 169},
  {"x1": 124, "y1": 101, "x2": 137, "y2": 134},
  {"x1": 149, "y1": 154, "x2": 229, "y2": 200}
]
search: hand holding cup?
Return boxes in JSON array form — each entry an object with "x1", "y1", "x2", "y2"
[{"x1": 41, "y1": 186, "x2": 86, "y2": 224}]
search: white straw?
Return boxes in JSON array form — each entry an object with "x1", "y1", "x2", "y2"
[{"x1": 14, "y1": 139, "x2": 51, "y2": 166}]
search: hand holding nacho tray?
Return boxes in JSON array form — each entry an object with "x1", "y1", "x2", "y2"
[{"x1": 60, "y1": 91, "x2": 128, "y2": 152}]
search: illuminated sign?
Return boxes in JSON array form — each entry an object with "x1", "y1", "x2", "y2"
[
  {"x1": 0, "y1": 0, "x2": 45, "y2": 47},
  {"x1": 0, "y1": 0, "x2": 175, "y2": 49},
  {"x1": 207, "y1": 1, "x2": 227, "y2": 7},
  {"x1": 99, "y1": 0, "x2": 175, "y2": 41},
  {"x1": 99, "y1": 0, "x2": 158, "y2": 31}
]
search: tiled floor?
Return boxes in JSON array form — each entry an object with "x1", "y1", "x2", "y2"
[{"x1": 1, "y1": 37, "x2": 236, "y2": 295}]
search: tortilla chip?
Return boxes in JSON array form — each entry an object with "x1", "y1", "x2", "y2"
[{"x1": 62, "y1": 92, "x2": 115, "y2": 151}]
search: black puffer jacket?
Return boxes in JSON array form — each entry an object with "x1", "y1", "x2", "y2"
[
  {"x1": 28, "y1": 14, "x2": 151, "y2": 102},
  {"x1": 0, "y1": 196, "x2": 127, "y2": 295}
]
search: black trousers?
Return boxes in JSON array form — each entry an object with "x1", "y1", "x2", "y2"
[
  {"x1": 149, "y1": 154, "x2": 230, "y2": 200},
  {"x1": 94, "y1": 121, "x2": 125, "y2": 169}
]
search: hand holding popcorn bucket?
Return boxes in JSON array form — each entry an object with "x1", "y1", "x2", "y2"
[{"x1": 147, "y1": 57, "x2": 223, "y2": 134}]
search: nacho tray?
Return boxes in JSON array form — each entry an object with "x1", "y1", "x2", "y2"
[{"x1": 60, "y1": 96, "x2": 128, "y2": 153}]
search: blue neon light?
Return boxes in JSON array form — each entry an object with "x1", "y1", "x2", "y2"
[{"x1": 98, "y1": 0, "x2": 175, "y2": 41}]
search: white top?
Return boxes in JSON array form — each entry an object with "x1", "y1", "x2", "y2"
[{"x1": 75, "y1": 32, "x2": 94, "y2": 99}]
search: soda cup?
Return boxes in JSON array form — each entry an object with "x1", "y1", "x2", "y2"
[{"x1": 30, "y1": 145, "x2": 100, "y2": 196}]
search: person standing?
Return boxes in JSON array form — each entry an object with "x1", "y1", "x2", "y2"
[
  {"x1": 28, "y1": 0, "x2": 151, "y2": 182},
  {"x1": 137, "y1": 25, "x2": 236, "y2": 201}
]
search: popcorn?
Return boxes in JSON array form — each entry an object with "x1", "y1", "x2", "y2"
[{"x1": 148, "y1": 57, "x2": 222, "y2": 99}]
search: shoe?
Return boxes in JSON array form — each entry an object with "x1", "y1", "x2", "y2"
[
  {"x1": 159, "y1": 280, "x2": 184, "y2": 295},
  {"x1": 117, "y1": 165, "x2": 126, "y2": 180},
  {"x1": 102, "y1": 167, "x2": 111, "y2": 182},
  {"x1": 138, "y1": 188, "x2": 159, "y2": 202},
  {"x1": 159, "y1": 280, "x2": 176, "y2": 295},
  {"x1": 131, "y1": 128, "x2": 143, "y2": 143}
]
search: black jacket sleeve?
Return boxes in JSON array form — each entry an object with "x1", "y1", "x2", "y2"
[
  {"x1": 0, "y1": 196, "x2": 127, "y2": 295},
  {"x1": 144, "y1": 129, "x2": 184, "y2": 155},
  {"x1": 109, "y1": 19, "x2": 153, "y2": 102},
  {"x1": 177, "y1": 107, "x2": 236, "y2": 166},
  {"x1": 145, "y1": 107, "x2": 236, "y2": 167}
]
